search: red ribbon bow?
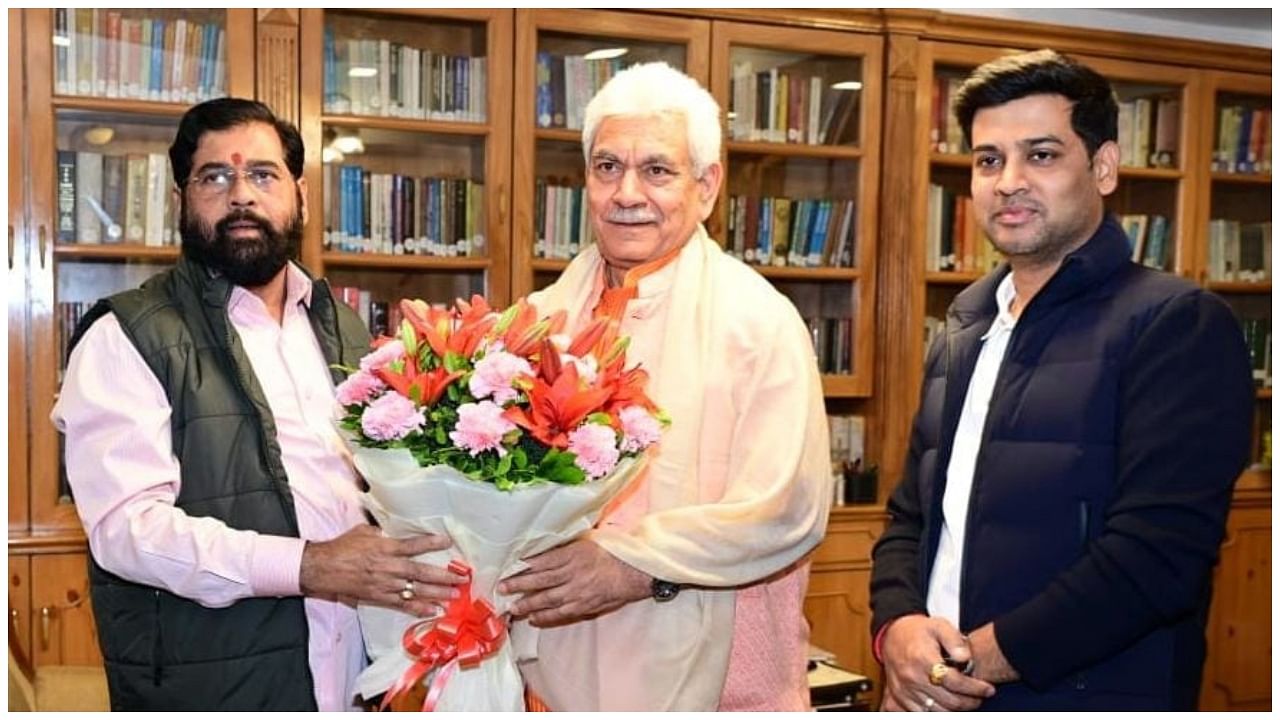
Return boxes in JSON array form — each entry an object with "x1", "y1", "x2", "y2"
[{"x1": 379, "y1": 560, "x2": 507, "y2": 712}]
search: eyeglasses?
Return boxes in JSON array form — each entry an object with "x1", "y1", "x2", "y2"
[{"x1": 187, "y1": 166, "x2": 287, "y2": 197}]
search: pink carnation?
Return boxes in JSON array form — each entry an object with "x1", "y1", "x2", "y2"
[
  {"x1": 450, "y1": 401, "x2": 517, "y2": 456},
  {"x1": 359, "y1": 339, "x2": 406, "y2": 372},
  {"x1": 469, "y1": 351, "x2": 534, "y2": 405},
  {"x1": 568, "y1": 423, "x2": 621, "y2": 480},
  {"x1": 361, "y1": 391, "x2": 425, "y2": 441},
  {"x1": 619, "y1": 405, "x2": 662, "y2": 452},
  {"x1": 336, "y1": 370, "x2": 386, "y2": 406}
]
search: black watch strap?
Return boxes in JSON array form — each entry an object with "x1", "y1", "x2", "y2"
[{"x1": 651, "y1": 578, "x2": 680, "y2": 603}]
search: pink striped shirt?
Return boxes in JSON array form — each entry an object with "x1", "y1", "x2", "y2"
[{"x1": 51, "y1": 262, "x2": 367, "y2": 711}]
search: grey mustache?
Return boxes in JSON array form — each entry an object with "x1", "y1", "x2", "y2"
[{"x1": 606, "y1": 208, "x2": 659, "y2": 223}]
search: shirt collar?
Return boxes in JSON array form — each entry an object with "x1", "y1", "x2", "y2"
[
  {"x1": 982, "y1": 273, "x2": 1018, "y2": 340},
  {"x1": 227, "y1": 261, "x2": 313, "y2": 316}
]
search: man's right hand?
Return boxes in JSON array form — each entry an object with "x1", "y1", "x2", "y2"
[
  {"x1": 880, "y1": 614, "x2": 996, "y2": 712},
  {"x1": 298, "y1": 525, "x2": 466, "y2": 617}
]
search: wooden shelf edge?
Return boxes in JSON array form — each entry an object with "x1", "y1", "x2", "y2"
[
  {"x1": 821, "y1": 374, "x2": 870, "y2": 398},
  {"x1": 535, "y1": 127, "x2": 583, "y2": 143},
  {"x1": 1257, "y1": 388, "x2": 1271, "y2": 400},
  {"x1": 9, "y1": 529, "x2": 89, "y2": 554},
  {"x1": 925, "y1": 270, "x2": 984, "y2": 284},
  {"x1": 1210, "y1": 171, "x2": 1272, "y2": 185},
  {"x1": 54, "y1": 244, "x2": 180, "y2": 260},
  {"x1": 323, "y1": 114, "x2": 490, "y2": 137},
  {"x1": 727, "y1": 140, "x2": 863, "y2": 160},
  {"x1": 531, "y1": 258, "x2": 572, "y2": 272},
  {"x1": 753, "y1": 265, "x2": 860, "y2": 281},
  {"x1": 1116, "y1": 166, "x2": 1182, "y2": 181},
  {"x1": 52, "y1": 95, "x2": 194, "y2": 117},
  {"x1": 1206, "y1": 280, "x2": 1271, "y2": 294},
  {"x1": 321, "y1": 253, "x2": 491, "y2": 271},
  {"x1": 828, "y1": 504, "x2": 890, "y2": 520}
]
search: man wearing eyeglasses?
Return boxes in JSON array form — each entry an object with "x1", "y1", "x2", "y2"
[{"x1": 51, "y1": 98, "x2": 463, "y2": 711}]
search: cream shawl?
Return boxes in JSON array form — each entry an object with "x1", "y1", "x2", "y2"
[{"x1": 513, "y1": 226, "x2": 832, "y2": 710}]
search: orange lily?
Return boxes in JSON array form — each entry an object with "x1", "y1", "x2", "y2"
[
  {"x1": 502, "y1": 300, "x2": 567, "y2": 358},
  {"x1": 503, "y1": 363, "x2": 611, "y2": 448},
  {"x1": 600, "y1": 363, "x2": 659, "y2": 416},
  {"x1": 375, "y1": 363, "x2": 463, "y2": 408},
  {"x1": 400, "y1": 298, "x2": 497, "y2": 359},
  {"x1": 455, "y1": 294, "x2": 494, "y2": 326}
]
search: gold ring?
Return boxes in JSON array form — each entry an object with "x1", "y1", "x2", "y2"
[
  {"x1": 928, "y1": 662, "x2": 949, "y2": 686},
  {"x1": 399, "y1": 580, "x2": 415, "y2": 601}
]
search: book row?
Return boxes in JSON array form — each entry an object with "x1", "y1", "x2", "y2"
[
  {"x1": 1212, "y1": 105, "x2": 1272, "y2": 174},
  {"x1": 1207, "y1": 220, "x2": 1271, "y2": 283},
  {"x1": 53, "y1": 8, "x2": 226, "y2": 103},
  {"x1": 533, "y1": 179, "x2": 592, "y2": 261},
  {"x1": 925, "y1": 185, "x2": 1001, "y2": 274},
  {"x1": 726, "y1": 196, "x2": 857, "y2": 269},
  {"x1": 534, "y1": 52, "x2": 628, "y2": 131},
  {"x1": 323, "y1": 30, "x2": 487, "y2": 122},
  {"x1": 56, "y1": 150, "x2": 179, "y2": 247},
  {"x1": 728, "y1": 61, "x2": 860, "y2": 146},
  {"x1": 322, "y1": 165, "x2": 486, "y2": 257}
]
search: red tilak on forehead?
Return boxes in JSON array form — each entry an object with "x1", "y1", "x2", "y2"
[{"x1": 231, "y1": 152, "x2": 242, "y2": 165}]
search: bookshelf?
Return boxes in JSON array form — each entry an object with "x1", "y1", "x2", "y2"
[
  {"x1": 300, "y1": 9, "x2": 513, "y2": 335},
  {"x1": 1196, "y1": 70, "x2": 1272, "y2": 502},
  {"x1": 11, "y1": 6, "x2": 256, "y2": 670},
  {"x1": 710, "y1": 22, "x2": 882, "y2": 401},
  {"x1": 511, "y1": 8, "x2": 711, "y2": 299}
]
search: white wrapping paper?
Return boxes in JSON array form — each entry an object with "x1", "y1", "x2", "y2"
[{"x1": 351, "y1": 442, "x2": 643, "y2": 711}]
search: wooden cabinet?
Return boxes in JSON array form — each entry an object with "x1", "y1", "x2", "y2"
[
  {"x1": 9, "y1": 547, "x2": 102, "y2": 668},
  {"x1": 804, "y1": 507, "x2": 887, "y2": 708},
  {"x1": 1200, "y1": 487, "x2": 1271, "y2": 711},
  {"x1": 9, "y1": 8, "x2": 30, "y2": 538}
]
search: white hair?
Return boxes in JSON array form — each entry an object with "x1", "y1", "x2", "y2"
[{"x1": 582, "y1": 61, "x2": 722, "y2": 178}]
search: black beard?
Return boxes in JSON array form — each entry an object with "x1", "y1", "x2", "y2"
[{"x1": 180, "y1": 198, "x2": 303, "y2": 288}]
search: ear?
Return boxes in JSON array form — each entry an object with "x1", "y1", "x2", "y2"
[
  {"x1": 695, "y1": 162, "x2": 723, "y2": 222},
  {"x1": 296, "y1": 175, "x2": 309, "y2": 227},
  {"x1": 1092, "y1": 140, "x2": 1120, "y2": 196}
]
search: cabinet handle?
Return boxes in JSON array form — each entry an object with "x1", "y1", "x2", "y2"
[
  {"x1": 9, "y1": 607, "x2": 17, "y2": 625},
  {"x1": 38, "y1": 225, "x2": 48, "y2": 270},
  {"x1": 40, "y1": 606, "x2": 51, "y2": 650},
  {"x1": 7, "y1": 225, "x2": 13, "y2": 270}
]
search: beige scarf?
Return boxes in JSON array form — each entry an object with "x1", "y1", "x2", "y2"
[{"x1": 514, "y1": 226, "x2": 831, "y2": 710}]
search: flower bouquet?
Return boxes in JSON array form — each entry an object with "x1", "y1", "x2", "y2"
[{"x1": 336, "y1": 295, "x2": 665, "y2": 711}]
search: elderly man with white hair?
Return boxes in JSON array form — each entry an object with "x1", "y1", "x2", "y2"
[{"x1": 498, "y1": 62, "x2": 833, "y2": 711}]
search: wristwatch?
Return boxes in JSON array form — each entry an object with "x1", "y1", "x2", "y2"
[{"x1": 651, "y1": 578, "x2": 681, "y2": 603}]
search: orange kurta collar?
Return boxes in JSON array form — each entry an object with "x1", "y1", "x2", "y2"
[{"x1": 592, "y1": 242, "x2": 686, "y2": 322}]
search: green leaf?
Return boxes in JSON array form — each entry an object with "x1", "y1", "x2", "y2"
[
  {"x1": 443, "y1": 351, "x2": 467, "y2": 373},
  {"x1": 586, "y1": 412, "x2": 614, "y2": 426},
  {"x1": 495, "y1": 452, "x2": 513, "y2": 476},
  {"x1": 548, "y1": 465, "x2": 587, "y2": 485},
  {"x1": 409, "y1": 385, "x2": 422, "y2": 406},
  {"x1": 511, "y1": 447, "x2": 528, "y2": 469}
]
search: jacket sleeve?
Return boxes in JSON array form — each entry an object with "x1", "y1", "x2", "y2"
[
  {"x1": 869, "y1": 332, "x2": 946, "y2": 638},
  {"x1": 994, "y1": 290, "x2": 1255, "y2": 689}
]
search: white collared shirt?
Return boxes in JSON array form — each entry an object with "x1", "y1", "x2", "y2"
[{"x1": 926, "y1": 273, "x2": 1018, "y2": 627}]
